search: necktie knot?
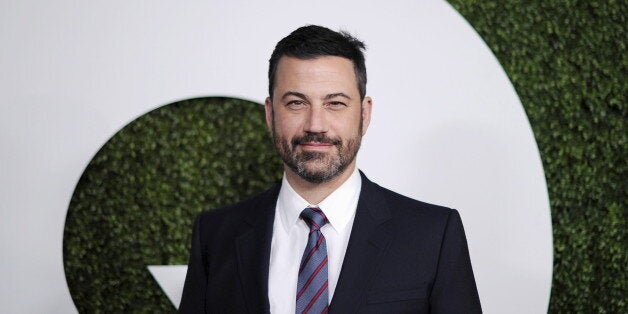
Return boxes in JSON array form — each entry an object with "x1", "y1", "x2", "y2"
[{"x1": 300, "y1": 207, "x2": 328, "y2": 232}]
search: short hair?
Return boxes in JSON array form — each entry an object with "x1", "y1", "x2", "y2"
[{"x1": 268, "y1": 25, "x2": 367, "y2": 100}]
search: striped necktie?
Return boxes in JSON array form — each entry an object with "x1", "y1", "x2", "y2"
[{"x1": 296, "y1": 207, "x2": 329, "y2": 314}]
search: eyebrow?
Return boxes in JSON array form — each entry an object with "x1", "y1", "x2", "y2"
[
  {"x1": 281, "y1": 91, "x2": 308, "y2": 101},
  {"x1": 281, "y1": 91, "x2": 352, "y2": 101},
  {"x1": 324, "y1": 93, "x2": 352, "y2": 100}
]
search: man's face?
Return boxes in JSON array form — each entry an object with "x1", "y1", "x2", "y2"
[{"x1": 265, "y1": 56, "x2": 372, "y2": 183}]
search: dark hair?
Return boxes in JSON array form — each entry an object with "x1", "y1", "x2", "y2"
[{"x1": 268, "y1": 25, "x2": 367, "y2": 100}]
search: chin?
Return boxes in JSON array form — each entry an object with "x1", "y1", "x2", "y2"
[{"x1": 296, "y1": 163, "x2": 344, "y2": 184}]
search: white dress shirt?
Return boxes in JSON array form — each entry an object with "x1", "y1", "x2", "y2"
[{"x1": 268, "y1": 167, "x2": 362, "y2": 314}]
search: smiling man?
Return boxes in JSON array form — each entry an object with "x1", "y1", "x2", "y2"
[
  {"x1": 269, "y1": 55, "x2": 368, "y2": 201},
  {"x1": 179, "y1": 25, "x2": 481, "y2": 314}
]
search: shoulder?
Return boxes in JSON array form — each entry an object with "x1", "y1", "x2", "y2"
[
  {"x1": 360, "y1": 174, "x2": 461, "y2": 231},
  {"x1": 361, "y1": 179, "x2": 470, "y2": 261},
  {"x1": 363, "y1": 174, "x2": 455, "y2": 214},
  {"x1": 382, "y1": 185, "x2": 455, "y2": 217}
]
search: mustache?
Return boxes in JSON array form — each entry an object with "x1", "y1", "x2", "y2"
[{"x1": 292, "y1": 133, "x2": 341, "y2": 146}]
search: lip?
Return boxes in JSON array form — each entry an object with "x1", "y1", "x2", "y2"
[{"x1": 298, "y1": 142, "x2": 334, "y2": 150}]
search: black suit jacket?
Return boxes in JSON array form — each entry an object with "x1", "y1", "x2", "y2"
[{"x1": 179, "y1": 172, "x2": 481, "y2": 313}]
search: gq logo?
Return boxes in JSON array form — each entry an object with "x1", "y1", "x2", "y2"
[
  {"x1": 47, "y1": 2, "x2": 554, "y2": 313},
  {"x1": 63, "y1": 97, "x2": 282, "y2": 312}
]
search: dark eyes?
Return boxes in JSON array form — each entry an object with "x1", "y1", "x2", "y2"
[
  {"x1": 286, "y1": 100, "x2": 306, "y2": 109},
  {"x1": 285, "y1": 100, "x2": 347, "y2": 110},
  {"x1": 326, "y1": 101, "x2": 347, "y2": 109}
]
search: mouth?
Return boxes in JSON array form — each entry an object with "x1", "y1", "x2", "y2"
[
  {"x1": 298, "y1": 141, "x2": 334, "y2": 150},
  {"x1": 292, "y1": 134, "x2": 340, "y2": 151},
  {"x1": 300, "y1": 141, "x2": 333, "y2": 146}
]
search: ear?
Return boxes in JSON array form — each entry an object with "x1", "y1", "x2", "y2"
[
  {"x1": 264, "y1": 97, "x2": 274, "y2": 132},
  {"x1": 360, "y1": 96, "x2": 373, "y2": 135}
]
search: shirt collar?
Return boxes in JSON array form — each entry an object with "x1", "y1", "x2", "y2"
[{"x1": 277, "y1": 167, "x2": 362, "y2": 233}]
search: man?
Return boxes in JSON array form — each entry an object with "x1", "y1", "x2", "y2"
[{"x1": 179, "y1": 25, "x2": 481, "y2": 313}]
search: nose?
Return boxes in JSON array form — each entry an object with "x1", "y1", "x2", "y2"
[{"x1": 303, "y1": 105, "x2": 328, "y2": 133}]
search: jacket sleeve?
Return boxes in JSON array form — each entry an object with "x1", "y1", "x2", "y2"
[
  {"x1": 178, "y1": 213, "x2": 207, "y2": 313},
  {"x1": 429, "y1": 210, "x2": 482, "y2": 313}
]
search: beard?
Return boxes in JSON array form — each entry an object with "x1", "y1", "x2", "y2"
[{"x1": 272, "y1": 125, "x2": 362, "y2": 184}]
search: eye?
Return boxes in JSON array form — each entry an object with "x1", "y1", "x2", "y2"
[
  {"x1": 326, "y1": 101, "x2": 347, "y2": 110},
  {"x1": 286, "y1": 100, "x2": 307, "y2": 110}
]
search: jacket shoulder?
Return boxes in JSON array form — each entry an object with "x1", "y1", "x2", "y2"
[{"x1": 369, "y1": 180, "x2": 457, "y2": 221}]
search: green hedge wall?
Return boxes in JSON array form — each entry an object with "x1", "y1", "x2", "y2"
[
  {"x1": 63, "y1": 2, "x2": 625, "y2": 312},
  {"x1": 448, "y1": 0, "x2": 626, "y2": 312},
  {"x1": 64, "y1": 98, "x2": 283, "y2": 312}
]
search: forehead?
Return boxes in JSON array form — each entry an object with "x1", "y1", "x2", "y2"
[{"x1": 274, "y1": 56, "x2": 358, "y2": 97}]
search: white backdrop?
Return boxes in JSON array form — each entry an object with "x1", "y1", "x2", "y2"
[{"x1": 0, "y1": 0, "x2": 552, "y2": 313}]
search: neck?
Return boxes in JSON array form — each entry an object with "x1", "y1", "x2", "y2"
[{"x1": 284, "y1": 163, "x2": 356, "y2": 205}]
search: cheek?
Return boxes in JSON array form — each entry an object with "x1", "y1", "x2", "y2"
[
  {"x1": 334, "y1": 115, "x2": 362, "y2": 135},
  {"x1": 273, "y1": 117, "x2": 303, "y2": 136}
]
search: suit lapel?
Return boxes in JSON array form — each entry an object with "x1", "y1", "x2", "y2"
[
  {"x1": 329, "y1": 172, "x2": 393, "y2": 313},
  {"x1": 235, "y1": 183, "x2": 279, "y2": 314}
]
